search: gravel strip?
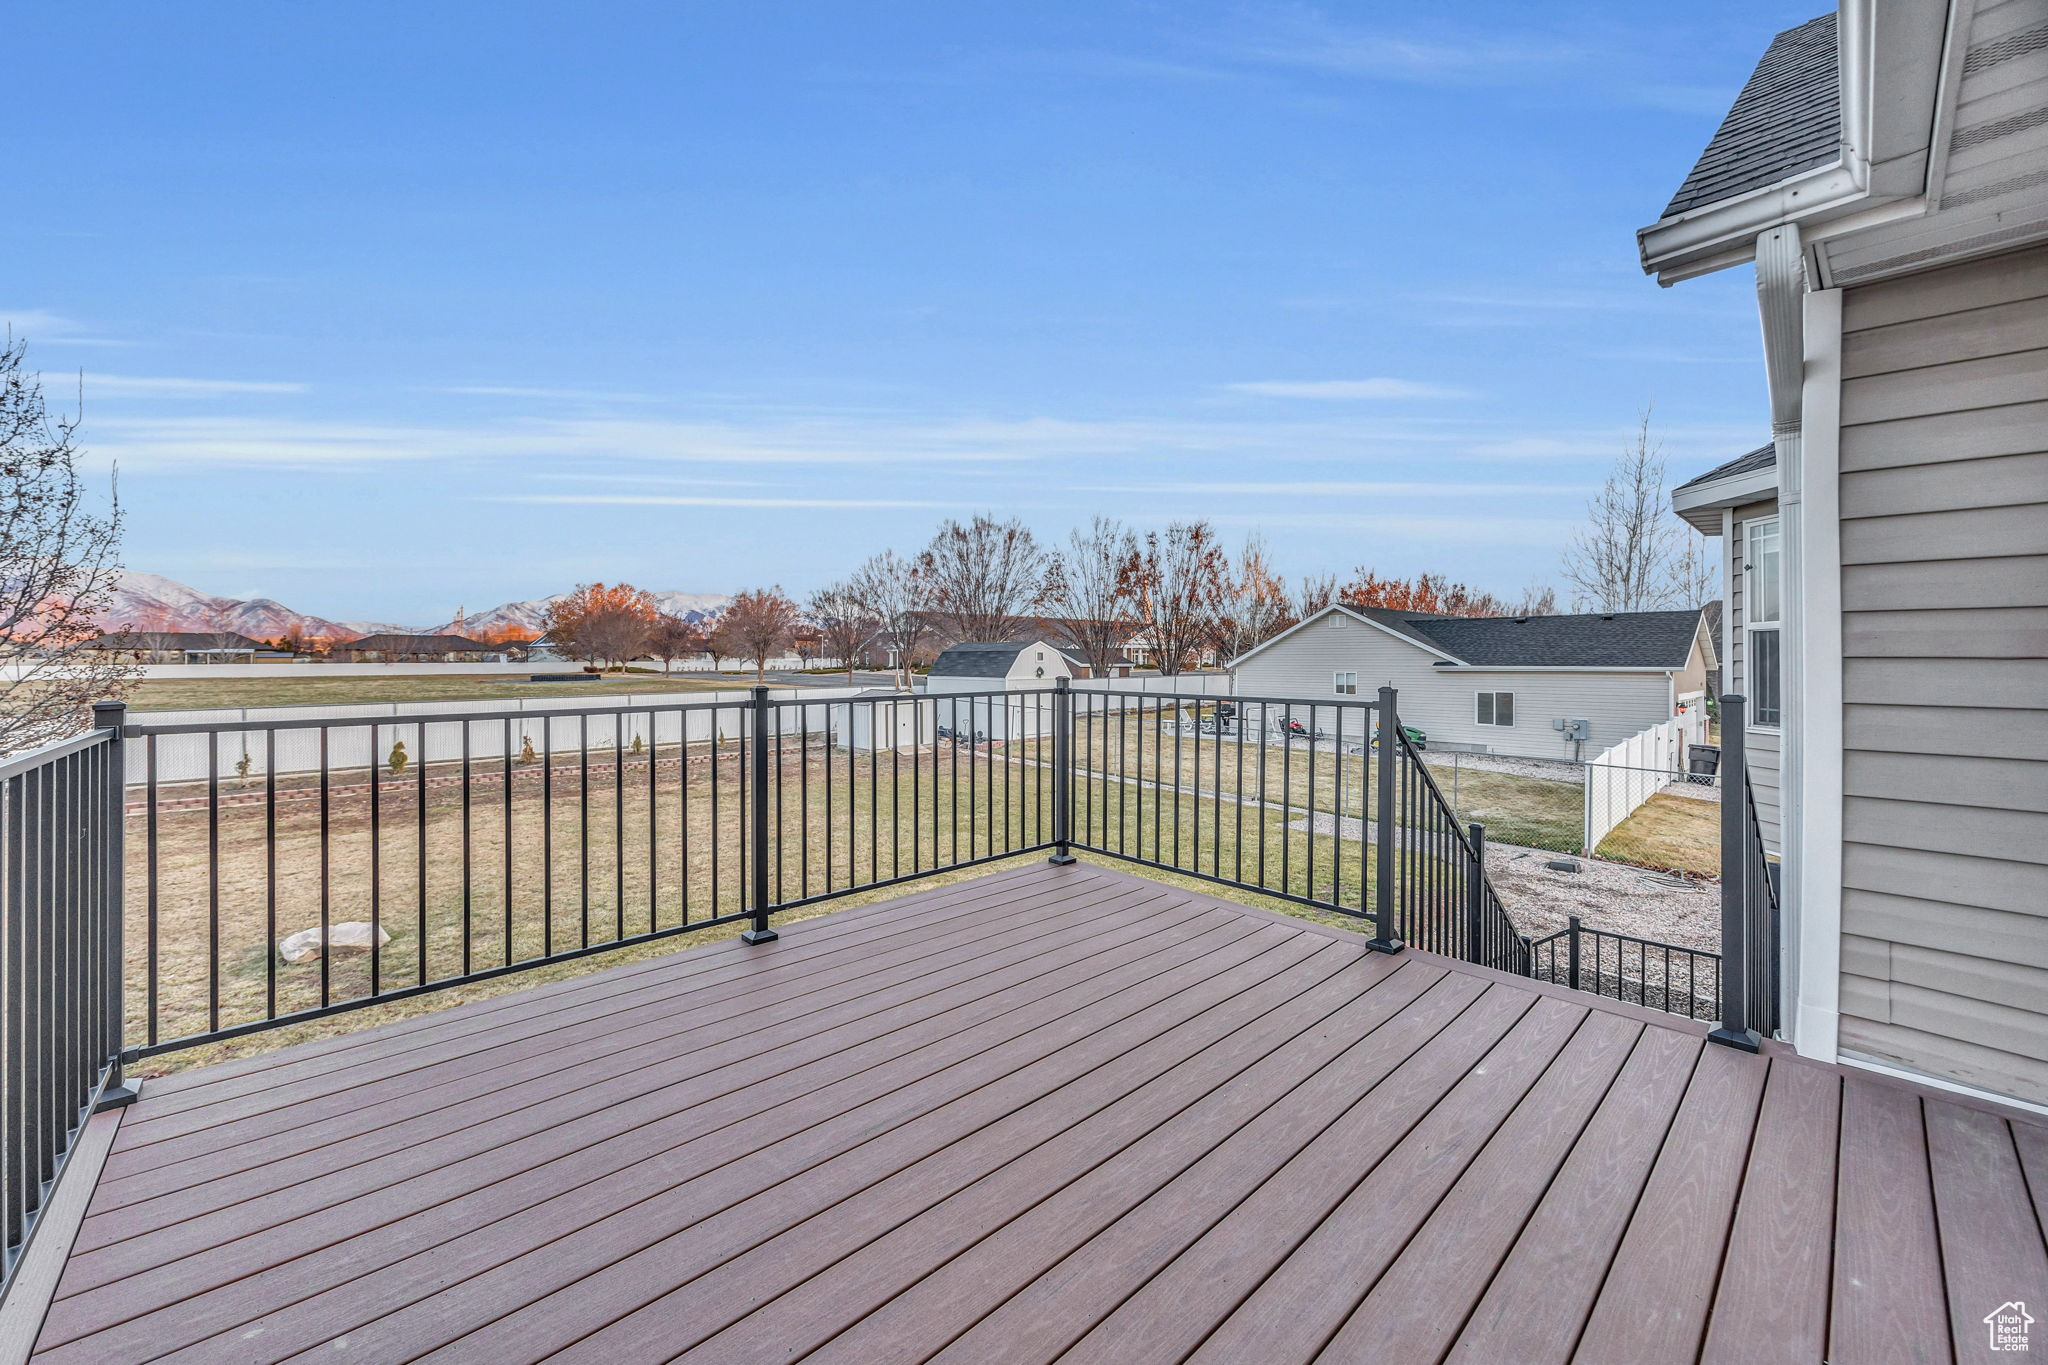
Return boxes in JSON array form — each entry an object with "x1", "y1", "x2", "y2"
[{"x1": 1287, "y1": 812, "x2": 1718, "y2": 952}]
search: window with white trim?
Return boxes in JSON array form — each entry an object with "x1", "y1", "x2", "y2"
[
  {"x1": 1475, "y1": 691, "x2": 1515, "y2": 726},
  {"x1": 1333, "y1": 671, "x2": 1358, "y2": 696},
  {"x1": 1744, "y1": 517, "x2": 1781, "y2": 727}
]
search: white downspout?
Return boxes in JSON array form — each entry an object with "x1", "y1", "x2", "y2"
[{"x1": 1755, "y1": 224, "x2": 1806, "y2": 1045}]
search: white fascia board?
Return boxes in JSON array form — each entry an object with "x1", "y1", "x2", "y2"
[
  {"x1": 1638, "y1": 160, "x2": 1874, "y2": 285},
  {"x1": 1672, "y1": 467, "x2": 1781, "y2": 525},
  {"x1": 1227, "y1": 603, "x2": 1466, "y2": 669},
  {"x1": 1427, "y1": 664, "x2": 1679, "y2": 674}
]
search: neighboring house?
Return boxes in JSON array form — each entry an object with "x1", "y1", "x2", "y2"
[
  {"x1": 329, "y1": 633, "x2": 494, "y2": 663},
  {"x1": 1642, "y1": 4, "x2": 2048, "y2": 1106},
  {"x1": 1121, "y1": 632, "x2": 1218, "y2": 671},
  {"x1": 82, "y1": 630, "x2": 264, "y2": 664},
  {"x1": 1230, "y1": 604, "x2": 1713, "y2": 762}
]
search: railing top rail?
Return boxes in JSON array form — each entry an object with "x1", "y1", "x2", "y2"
[
  {"x1": 0, "y1": 725, "x2": 114, "y2": 780},
  {"x1": 1392, "y1": 729, "x2": 1480, "y2": 859},
  {"x1": 1525, "y1": 922, "x2": 1721, "y2": 956},
  {"x1": 125, "y1": 693, "x2": 777, "y2": 737}
]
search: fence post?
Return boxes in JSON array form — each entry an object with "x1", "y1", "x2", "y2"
[
  {"x1": 1465, "y1": 822, "x2": 1486, "y2": 968},
  {"x1": 1049, "y1": 679, "x2": 1077, "y2": 866},
  {"x1": 1566, "y1": 914, "x2": 1582, "y2": 993},
  {"x1": 92, "y1": 701, "x2": 137, "y2": 1112},
  {"x1": 1708, "y1": 692, "x2": 1758, "y2": 1051},
  {"x1": 741, "y1": 687, "x2": 777, "y2": 944},
  {"x1": 1367, "y1": 686, "x2": 1403, "y2": 954}
]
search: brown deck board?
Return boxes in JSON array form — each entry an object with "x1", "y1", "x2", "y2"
[
  {"x1": 1699, "y1": 1058, "x2": 1841, "y2": 1363},
  {"x1": 51, "y1": 881, "x2": 1205, "y2": 1309},
  {"x1": 22, "y1": 860, "x2": 2048, "y2": 1364},
  {"x1": 1830, "y1": 1079, "x2": 1953, "y2": 1365},
  {"x1": 1927, "y1": 1103, "x2": 2048, "y2": 1359}
]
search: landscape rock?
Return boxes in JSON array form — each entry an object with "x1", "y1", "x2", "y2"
[{"x1": 279, "y1": 921, "x2": 391, "y2": 964}]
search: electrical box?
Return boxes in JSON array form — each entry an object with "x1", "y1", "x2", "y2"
[{"x1": 1560, "y1": 718, "x2": 1591, "y2": 742}]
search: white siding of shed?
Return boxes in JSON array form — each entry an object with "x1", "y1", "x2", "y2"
[{"x1": 1832, "y1": 240, "x2": 2048, "y2": 1105}]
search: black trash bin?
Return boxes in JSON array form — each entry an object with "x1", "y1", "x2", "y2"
[{"x1": 1688, "y1": 744, "x2": 1720, "y2": 777}]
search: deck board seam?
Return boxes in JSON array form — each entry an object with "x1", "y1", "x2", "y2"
[{"x1": 44, "y1": 911, "x2": 1300, "y2": 1342}]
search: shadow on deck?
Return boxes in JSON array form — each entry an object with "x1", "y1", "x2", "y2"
[{"x1": 13, "y1": 861, "x2": 2047, "y2": 1363}]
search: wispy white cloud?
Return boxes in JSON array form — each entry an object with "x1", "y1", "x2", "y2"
[
  {"x1": 2, "y1": 309, "x2": 135, "y2": 348},
  {"x1": 83, "y1": 374, "x2": 307, "y2": 397},
  {"x1": 1212, "y1": 10, "x2": 1583, "y2": 83},
  {"x1": 425, "y1": 384, "x2": 659, "y2": 403},
  {"x1": 1225, "y1": 379, "x2": 1468, "y2": 400},
  {"x1": 1077, "y1": 479, "x2": 1581, "y2": 497},
  {"x1": 486, "y1": 494, "x2": 953, "y2": 510}
]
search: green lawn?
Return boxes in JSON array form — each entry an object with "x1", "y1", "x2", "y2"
[{"x1": 124, "y1": 672, "x2": 738, "y2": 712}]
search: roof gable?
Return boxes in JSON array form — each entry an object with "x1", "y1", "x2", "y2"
[{"x1": 928, "y1": 639, "x2": 1063, "y2": 678}]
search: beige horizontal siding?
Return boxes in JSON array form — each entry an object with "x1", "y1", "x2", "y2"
[{"x1": 1834, "y1": 240, "x2": 2048, "y2": 1105}]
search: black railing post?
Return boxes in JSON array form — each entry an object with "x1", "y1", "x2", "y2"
[
  {"x1": 1465, "y1": 822, "x2": 1486, "y2": 966},
  {"x1": 1709, "y1": 693, "x2": 1759, "y2": 1051},
  {"x1": 92, "y1": 702, "x2": 137, "y2": 1111},
  {"x1": 1566, "y1": 915, "x2": 1582, "y2": 993},
  {"x1": 1367, "y1": 685, "x2": 1403, "y2": 954},
  {"x1": 1048, "y1": 679, "x2": 1076, "y2": 866},
  {"x1": 741, "y1": 687, "x2": 777, "y2": 944}
]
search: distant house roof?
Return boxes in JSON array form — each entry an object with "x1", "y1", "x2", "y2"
[
  {"x1": 87, "y1": 631, "x2": 264, "y2": 653},
  {"x1": 338, "y1": 633, "x2": 491, "y2": 654},
  {"x1": 1662, "y1": 14, "x2": 1839, "y2": 218},
  {"x1": 1236, "y1": 606, "x2": 1709, "y2": 672},
  {"x1": 1676, "y1": 443, "x2": 1777, "y2": 491},
  {"x1": 928, "y1": 640, "x2": 1069, "y2": 678}
]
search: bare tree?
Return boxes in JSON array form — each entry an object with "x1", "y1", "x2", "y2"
[
  {"x1": 1561, "y1": 411, "x2": 1698, "y2": 612},
  {"x1": 542, "y1": 582, "x2": 658, "y2": 671},
  {"x1": 808, "y1": 582, "x2": 872, "y2": 683},
  {"x1": 1671, "y1": 526, "x2": 1718, "y2": 610},
  {"x1": 1038, "y1": 516, "x2": 1138, "y2": 678},
  {"x1": 1215, "y1": 534, "x2": 1292, "y2": 662},
  {"x1": 0, "y1": 341, "x2": 133, "y2": 752},
  {"x1": 709, "y1": 587, "x2": 800, "y2": 681},
  {"x1": 1510, "y1": 581, "x2": 1560, "y2": 616},
  {"x1": 1293, "y1": 572, "x2": 1338, "y2": 620},
  {"x1": 848, "y1": 549, "x2": 928, "y2": 689},
  {"x1": 917, "y1": 514, "x2": 1047, "y2": 643},
  {"x1": 645, "y1": 612, "x2": 703, "y2": 675},
  {"x1": 1129, "y1": 520, "x2": 1228, "y2": 676}
]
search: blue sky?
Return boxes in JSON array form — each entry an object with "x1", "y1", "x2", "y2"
[{"x1": 9, "y1": 1, "x2": 1818, "y2": 623}]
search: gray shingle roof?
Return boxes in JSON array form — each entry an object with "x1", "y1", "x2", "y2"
[
  {"x1": 1355, "y1": 608, "x2": 1706, "y2": 669},
  {"x1": 1662, "y1": 14, "x2": 1839, "y2": 218},
  {"x1": 928, "y1": 640, "x2": 1043, "y2": 678},
  {"x1": 339, "y1": 633, "x2": 491, "y2": 653},
  {"x1": 1676, "y1": 443, "x2": 1777, "y2": 491}
]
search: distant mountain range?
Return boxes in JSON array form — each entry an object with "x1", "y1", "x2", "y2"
[{"x1": 100, "y1": 572, "x2": 733, "y2": 642}]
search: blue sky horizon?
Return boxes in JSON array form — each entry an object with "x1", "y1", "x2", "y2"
[{"x1": 10, "y1": 1, "x2": 1817, "y2": 624}]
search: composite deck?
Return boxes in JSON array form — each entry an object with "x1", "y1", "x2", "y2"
[{"x1": 20, "y1": 860, "x2": 2048, "y2": 1363}]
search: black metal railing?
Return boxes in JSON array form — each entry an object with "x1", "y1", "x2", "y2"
[
  {"x1": 0, "y1": 703, "x2": 135, "y2": 1297},
  {"x1": 1711, "y1": 692, "x2": 1781, "y2": 1049},
  {"x1": 1527, "y1": 915, "x2": 1721, "y2": 1021},
  {"x1": 1061, "y1": 684, "x2": 1525, "y2": 970}
]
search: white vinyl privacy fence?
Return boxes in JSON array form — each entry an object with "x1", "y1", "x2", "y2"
[
  {"x1": 124, "y1": 687, "x2": 872, "y2": 786},
  {"x1": 1581, "y1": 715, "x2": 1706, "y2": 854}
]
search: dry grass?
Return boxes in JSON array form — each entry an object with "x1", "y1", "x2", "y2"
[
  {"x1": 1596, "y1": 792, "x2": 1721, "y2": 877},
  {"x1": 126, "y1": 672, "x2": 735, "y2": 712},
  {"x1": 131, "y1": 736, "x2": 1411, "y2": 1075}
]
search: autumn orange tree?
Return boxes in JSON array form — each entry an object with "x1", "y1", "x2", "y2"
[
  {"x1": 542, "y1": 582, "x2": 658, "y2": 671},
  {"x1": 1127, "y1": 520, "x2": 1228, "y2": 676},
  {"x1": 1340, "y1": 569, "x2": 1509, "y2": 618},
  {"x1": 709, "y1": 587, "x2": 800, "y2": 681}
]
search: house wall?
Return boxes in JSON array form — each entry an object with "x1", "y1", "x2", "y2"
[
  {"x1": 1229, "y1": 613, "x2": 1677, "y2": 760},
  {"x1": 1832, "y1": 241, "x2": 2048, "y2": 1105},
  {"x1": 1727, "y1": 496, "x2": 1784, "y2": 854}
]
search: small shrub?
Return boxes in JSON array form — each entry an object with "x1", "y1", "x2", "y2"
[{"x1": 388, "y1": 739, "x2": 408, "y2": 775}]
